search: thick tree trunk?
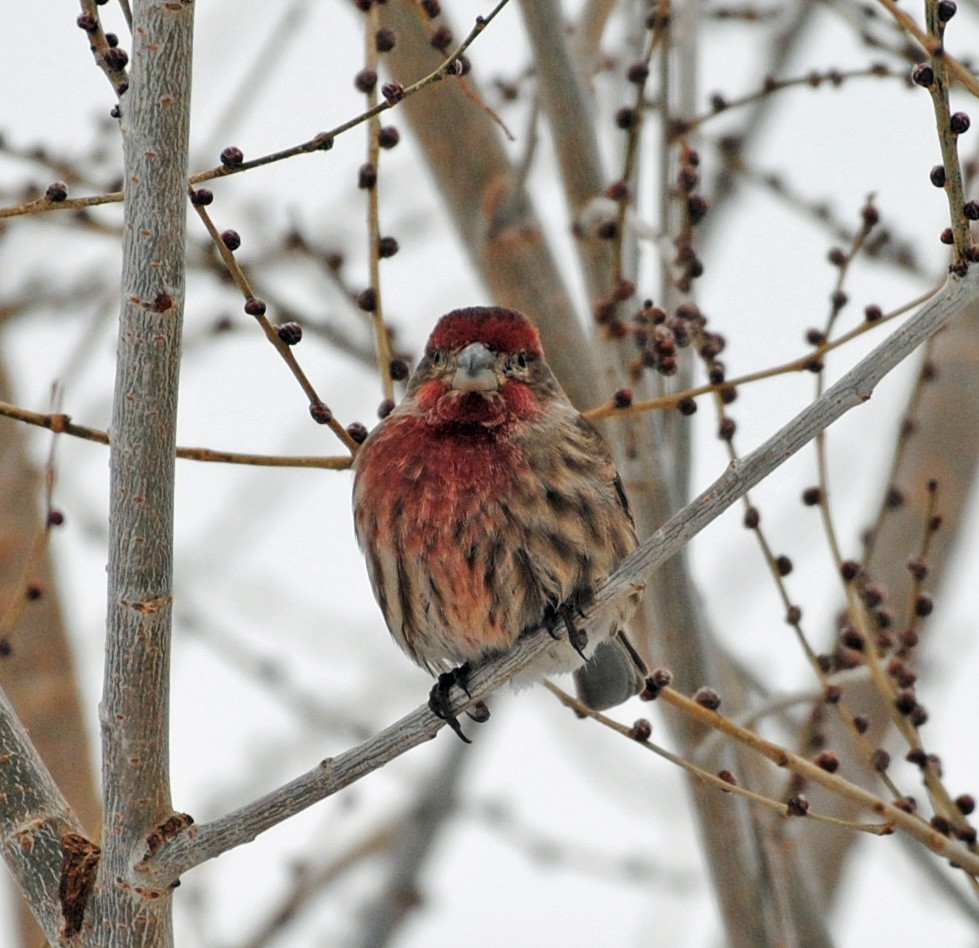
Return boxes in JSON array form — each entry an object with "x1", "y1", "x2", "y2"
[
  {"x1": 0, "y1": 359, "x2": 101, "y2": 948},
  {"x1": 83, "y1": 1, "x2": 195, "y2": 944}
]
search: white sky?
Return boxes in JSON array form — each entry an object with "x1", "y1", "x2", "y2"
[{"x1": 2, "y1": 1, "x2": 978, "y2": 945}]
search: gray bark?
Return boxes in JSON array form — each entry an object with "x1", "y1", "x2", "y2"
[{"x1": 86, "y1": 1, "x2": 195, "y2": 944}]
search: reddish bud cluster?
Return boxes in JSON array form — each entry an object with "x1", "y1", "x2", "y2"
[
  {"x1": 885, "y1": 487, "x2": 905, "y2": 510},
  {"x1": 627, "y1": 61, "x2": 649, "y2": 84},
  {"x1": 613, "y1": 279, "x2": 635, "y2": 301},
  {"x1": 309, "y1": 401, "x2": 334, "y2": 425},
  {"x1": 640, "y1": 667, "x2": 673, "y2": 700},
  {"x1": 786, "y1": 795, "x2": 809, "y2": 817},
  {"x1": 359, "y1": 163, "x2": 377, "y2": 190},
  {"x1": 629, "y1": 719, "x2": 652, "y2": 741},
  {"x1": 802, "y1": 486, "x2": 822, "y2": 506},
  {"x1": 694, "y1": 687, "x2": 721, "y2": 710},
  {"x1": 911, "y1": 64, "x2": 934, "y2": 87},
  {"x1": 104, "y1": 46, "x2": 129, "y2": 70},
  {"x1": 375, "y1": 28, "x2": 396, "y2": 52},
  {"x1": 871, "y1": 749, "x2": 891, "y2": 772},
  {"x1": 347, "y1": 422, "x2": 369, "y2": 444},
  {"x1": 615, "y1": 108, "x2": 635, "y2": 129},
  {"x1": 840, "y1": 626, "x2": 864, "y2": 652},
  {"x1": 355, "y1": 69, "x2": 377, "y2": 93},
  {"x1": 887, "y1": 657, "x2": 917, "y2": 689},
  {"x1": 813, "y1": 751, "x2": 839, "y2": 773},
  {"x1": 938, "y1": 0, "x2": 957, "y2": 21},
  {"x1": 629, "y1": 300, "x2": 704, "y2": 379},
  {"x1": 45, "y1": 182, "x2": 68, "y2": 202},
  {"x1": 220, "y1": 146, "x2": 244, "y2": 167},
  {"x1": 276, "y1": 322, "x2": 303, "y2": 346},
  {"x1": 378, "y1": 126, "x2": 400, "y2": 149},
  {"x1": 612, "y1": 388, "x2": 633, "y2": 408},
  {"x1": 431, "y1": 25, "x2": 453, "y2": 51},
  {"x1": 382, "y1": 82, "x2": 405, "y2": 103},
  {"x1": 357, "y1": 288, "x2": 377, "y2": 312},
  {"x1": 951, "y1": 112, "x2": 971, "y2": 135},
  {"x1": 893, "y1": 796, "x2": 917, "y2": 813}
]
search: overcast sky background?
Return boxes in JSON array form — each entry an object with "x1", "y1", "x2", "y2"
[{"x1": 2, "y1": 1, "x2": 979, "y2": 945}]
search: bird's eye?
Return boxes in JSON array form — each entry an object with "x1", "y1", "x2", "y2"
[
  {"x1": 516, "y1": 351, "x2": 528, "y2": 369},
  {"x1": 430, "y1": 349, "x2": 445, "y2": 367}
]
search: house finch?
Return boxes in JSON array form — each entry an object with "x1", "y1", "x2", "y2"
[{"x1": 353, "y1": 306, "x2": 646, "y2": 739}]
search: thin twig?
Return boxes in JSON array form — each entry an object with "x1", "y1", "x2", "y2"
[
  {"x1": 585, "y1": 283, "x2": 943, "y2": 421},
  {"x1": 875, "y1": 0, "x2": 979, "y2": 97},
  {"x1": 0, "y1": 401, "x2": 352, "y2": 469},
  {"x1": 185, "y1": 1, "x2": 514, "y2": 186},
  {"x1": 655, "y1": 685, "x2": 979, "y2": 872},
  {"x1": 544, "y1": 682, "x2": 894, "y2": 837},
  {"x1": 0, "y1": 0, "x2": 514, "y2": 224},
  {"x1": 189, "y1": 196, "x2": 361, "y2": 455},
  {"x1": 923, "y1": 0, "x2": 973, "y2": 263},
  {"x1": 364, "y1": 4, "x2": 395, "y2": 403}
]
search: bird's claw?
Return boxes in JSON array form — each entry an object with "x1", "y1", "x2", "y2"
[
  {"x1": 429, "y1": 664, "x2": 487, "y2": 742},
  {"x1": 565, "y1": 615, "x2": 589, "y2": 659},
  {"x1": 544, "y1": 601, "x2": 589, "y2": 658}
]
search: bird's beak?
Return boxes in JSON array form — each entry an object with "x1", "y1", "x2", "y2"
[{"x1": 451, "y1": 342, "x2": 498, "y2": 392}]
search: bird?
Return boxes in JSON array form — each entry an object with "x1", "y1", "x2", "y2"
[{"x1": 352, "y1": 306, "x2": 646, "y2": 739}]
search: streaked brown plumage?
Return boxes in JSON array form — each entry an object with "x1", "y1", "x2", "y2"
[{"x1": 353, "y1": 307, "x2": 645, "y2": 724}]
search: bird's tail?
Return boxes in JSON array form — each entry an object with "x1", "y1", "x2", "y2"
[{"x1": 573, "y1": 630, "x2": 647, "y2": 711}]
